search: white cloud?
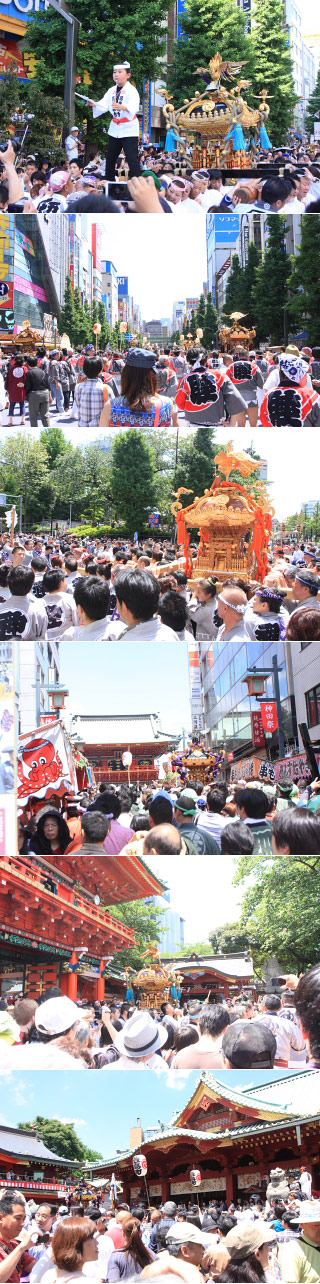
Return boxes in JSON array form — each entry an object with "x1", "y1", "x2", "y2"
[
  {"x1": 166, "y1": 1071, "x2": 192, "y2": 1091},
  {"x1": 52, "y1": 1116, "x2": 87, "y2": 1127}
]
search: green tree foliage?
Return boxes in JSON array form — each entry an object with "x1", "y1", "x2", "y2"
[
  {"x1": 0, "y1": 435, "x2": 54, "y2": 527},
  {"x1": 105, "y1": 901, "x2": 164, "y2": 970},
  {"x1": 163, "y1": 940, "x2": 213, "y2": 957},
  {"x1": 288, "y1": 215, "x2": 320, "y2": 346},
  {"x1": 110, "y1": 430, "x2": 156, "y2": 537},
  {"x1": 203, "y1": 292, "x2": 219, "y2": 348},
  {"x1": 222, "y1": 254, "x2": 245, "y2": 320},
  {"x1": 174, "y1": 425, "x2": 219, "y2": 507},
  {"x1": 142, "y1": 428, "x2": 176, "y2": 525},
  {"x1": 60, "y1": 277, "x2": 76, "y2": 345},
  {"x1": 241, "y1": 242, "x2": 261, "y2": 328},
  {"x1": 252, "y1": 216, "x2": 291, "y2": 343},
  {"x1": 167, "y1": 0, "x2": 252, "y2": 107},
  {"x1": 40, "y1": 426, "x2": 71, "y2": 467},
  {"x1": 0, "y1": 65, "x2": 21, "y2": 134},
  {"x1": 305, "y1": 67, "x2": 320, "y2": 136},
  {"x1": 97, "y1": 302, "x2": 111, "y2": 350},
  {"x1": 235, "y1": 852, "x2": 320, "y2": 971},
  {"x1": 196, "y1": 294, "x2": 206, "y2": 331},
  {"x1": 249, "y1": 0, "x2": 297, "y2": 145},
  {"x1": 175, "y1": 425, "x2": 219, "y2": 501},
  {"x1": 0, "y1": 73, "x2": 65, "y2": 162},
  {"x1": 25, "y1": 0, "x2": 172, "y2": 151},
  {"x1": 209, "y1": 921, "x2": 252, "y2": 953},
  {"x1": 18, "y1": 1116, "x2": 102, "y2": 1163}
]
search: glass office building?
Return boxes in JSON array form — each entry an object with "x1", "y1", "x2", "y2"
[{"x1": 201, "y1": 642, "x2": 298, "y2": 775}]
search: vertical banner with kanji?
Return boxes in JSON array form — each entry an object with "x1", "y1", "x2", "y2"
[{"x1": 260, "y1": 702, "x2": 278, "y2": 734}]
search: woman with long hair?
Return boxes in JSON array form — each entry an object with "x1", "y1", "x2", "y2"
[
  {"x1": 99, "y1": 349, "x2": 178, "y2": 428},
  {"x1": 107, "y1": 1217, "x2": 153, "y2": 1280},
  {"x1": 42, "y1": 1218, "x2": 101, "y2": 1284}
]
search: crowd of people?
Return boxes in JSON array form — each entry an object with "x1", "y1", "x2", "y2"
[
  {"x1": 1, "y1": 340, "x2": 320, "y2": 431},
  {"x1": 1, "y1": 960, "x2": 320, "y2": 1071},
  {"x1": 2, "y1": 1180, "x2": 320, "y2": 1283},
  {"x1": 1, "y1": 133, "x2": 320, "y2": 214},
  {"x1": 17, "y1": 766, "x2": 320, "y2": 858},
  {"x1": 1, "y1": 520, "x2": 320, "y2": 642}
]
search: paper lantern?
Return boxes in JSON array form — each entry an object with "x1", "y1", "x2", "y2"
[
  {"x1": 133, "y1": 1154, "x2": 148, "y2": 1176},
  {"x1": 190, "y1": 1169, "x2": 201, "y2": 1186},
  {"x1": 93, "y1": 322, "x2": 101, "y2": 334},
  {"x1": 122, "y1": 751, "x2": 133, "y2": 767}
]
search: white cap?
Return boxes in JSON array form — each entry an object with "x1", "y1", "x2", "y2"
[
  {"x1": 113, "y1": 61, "x2": 131, "y2": 70},
  {"x1": 166, "y1": 1223, "x2": 206, "y2": 1247},
  {"x1": 35, "y1": 996, "x2": 80, "y2": 1036}
]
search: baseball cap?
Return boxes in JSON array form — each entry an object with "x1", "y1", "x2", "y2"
[
  {"x1": 125, "y1": 348, "x2": 157, "y2": 370},
  {"x1": 222, "y1": 1019, "x2": 276, "y2": 1068},
  {"x1": 48, "y1": 171, "x2": 69, "y2": 192},
  {"x1": 226, "y1": 1222, "x2": 276, "y2": 1260},
  {"x1": 175, "y1": 790, "x2": 198, "y2": 815},
  {"x1": 166, "y1": 1222, "x2": 206, "y2": 1247},
  {"x1": 35, "y1": 996, "x2": 80, "y2": 1036}
]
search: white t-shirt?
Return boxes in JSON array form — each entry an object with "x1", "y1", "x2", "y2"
[
  {"x1": 92, "y1": 83, "x2": 140, "y2": 136},
  {"x1": 35, "y1": 193, "x2": 68, "y2": 214},
  {"x1": 65, "y1": 133, "x2": 79, "y2": 160}
]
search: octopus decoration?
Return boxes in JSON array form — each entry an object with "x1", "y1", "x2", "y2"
[
  {"x1": 172, "y1": 444, "x2": 274, "y2": 583},
  {"x1": 159, "y1": 53, "x2": 272, "y2": 168},
  {"x1": 172, "y1": 738, "x2": 226, "y2": 786}
]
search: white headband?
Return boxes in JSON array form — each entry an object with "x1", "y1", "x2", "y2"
[{"x1": 217, "y1": 593, "x2": 247, "y2": 614}]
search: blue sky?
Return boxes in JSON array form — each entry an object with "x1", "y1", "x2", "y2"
[
  {"x1": 0, "y1": 1070, "x2": 301, "y2": 1159},
  {"x1": 59, "y1": 644, "x2": 192, "y2": 739}
]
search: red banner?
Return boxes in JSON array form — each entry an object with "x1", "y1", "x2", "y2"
[
  {"x1": 252, "y1": 711, "x2": 265, "y2": 748},
  {"x1": 260, "y1": 701, "x2": 278, "y2": 734}
]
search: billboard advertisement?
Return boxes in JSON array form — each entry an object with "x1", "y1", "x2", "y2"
[{"x1": 117, "y1": 276, "x2": 129, "y2": 296}]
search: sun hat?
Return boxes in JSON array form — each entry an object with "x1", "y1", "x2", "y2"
[
  {"x1": 124, "y1": 348, "x2": 157, "y2": 370},
  {"x1": 226, "y1": 1221, "x2": 276, "y2": 1260},
  {"x1": 291, "y1": 1201, "x2": 320, "y2": 1224},
  {"x1": 35, "y1": 996, "x2": 80, "y2": 1036},
  {"x1": 166, "y1": 1222, "x2": 206, "y2": 1247},
  {"x1": 113, "y1": 1009, "x2": 168, "y2": 1059},
  {"x1": 222, "y1": 1019, "x2": 276, "y2": 1068}
]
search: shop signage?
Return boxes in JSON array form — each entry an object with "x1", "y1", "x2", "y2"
[{"x1": 252, "y1": 711, "x2": 265, "y2": 747}]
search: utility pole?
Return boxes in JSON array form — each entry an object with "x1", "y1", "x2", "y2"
[
  {"x1": 49, "y1": 0, "x2": 81, "y2": 131},
  {"x1": 272, "y1": 653, "x2": 285, "y2": 760}
]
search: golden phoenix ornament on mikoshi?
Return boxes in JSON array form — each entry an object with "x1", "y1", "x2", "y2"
[{"x1": 158, "y1": 52, "x2": 272, "y2": 166}]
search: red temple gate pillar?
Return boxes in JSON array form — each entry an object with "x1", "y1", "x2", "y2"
[
  {"x1": 225, "y1": 1170, "x2": 237, "y2": 1205},
  {"x1": 95, "y1": 962, "x2": 105, "y2": 1003},
  {"x1": 161, "y1": 1177, "x2": 170, "y2": 1203},
  {"x1": 66, "y1": 954, "x2": 78, "y2": 1001}
]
